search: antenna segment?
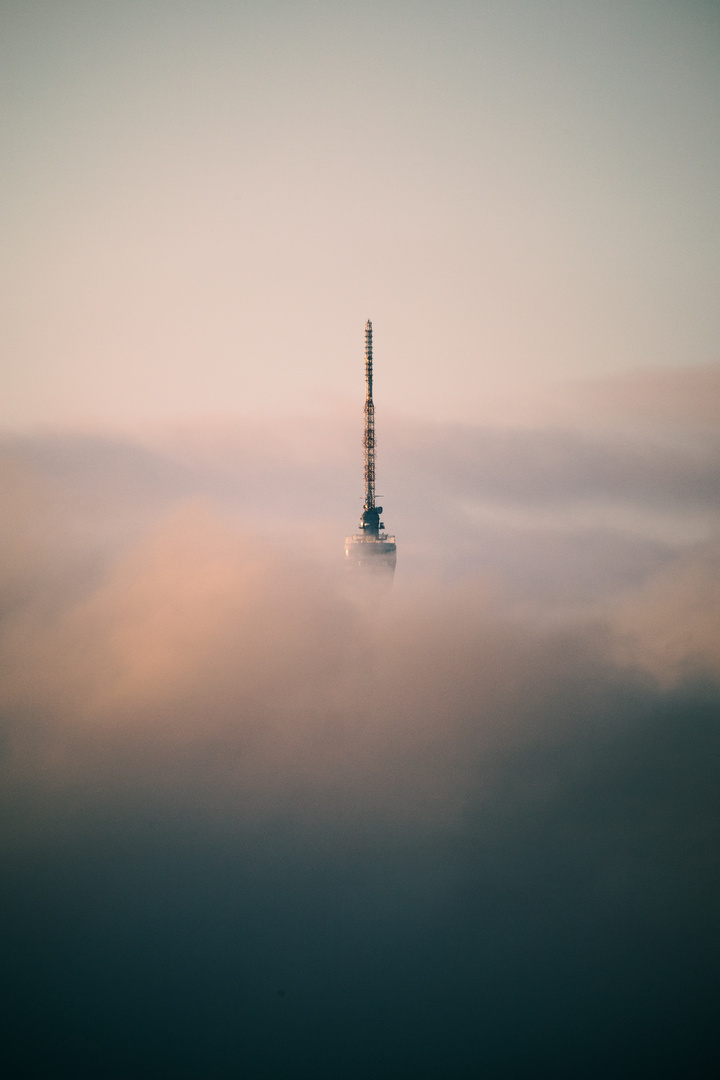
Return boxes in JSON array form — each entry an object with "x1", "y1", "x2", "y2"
[{"x1": 364, "y1": 319, "x2": 375, "y2": 512}]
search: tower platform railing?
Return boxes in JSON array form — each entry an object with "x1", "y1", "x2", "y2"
[{"x1": 345, "y1": 533, "x2": 396, "y2": 545}]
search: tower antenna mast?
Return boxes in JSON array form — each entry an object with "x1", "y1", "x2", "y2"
[
  {"x1": 345, "y1": 320, "x2": 396, "y2": 579},
  {"x1": 364, "y1": 319, "x2": 375, "y2": 512}
]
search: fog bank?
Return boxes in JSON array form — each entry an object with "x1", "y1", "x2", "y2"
[{"x1": 2, "y1": 407, "x2": 719, "y2": 1078}]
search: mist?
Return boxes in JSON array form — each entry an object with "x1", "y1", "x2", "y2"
[
  {"x1": 4, "y1": 0, "x2": 720, "y2": 1072},
  {"x1": 2, "y1": 375, "x2": 720, "y2": 1078}
]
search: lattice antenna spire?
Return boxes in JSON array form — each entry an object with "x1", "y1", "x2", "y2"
[
  {"x1": 363, "y1": 319, "x2": 375, "y2": 511},
  {"x1": 345, "y1": 320, "x2": 396, "y2": 575}
]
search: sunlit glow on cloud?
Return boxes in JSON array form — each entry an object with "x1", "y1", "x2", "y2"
[{"x1": 2, "y1": 372, "x2": 719, "y2": 1078}]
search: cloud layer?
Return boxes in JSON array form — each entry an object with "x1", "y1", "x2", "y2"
[{"x1": 2, "y1": 395, "x2": 719, "y2": 1078}]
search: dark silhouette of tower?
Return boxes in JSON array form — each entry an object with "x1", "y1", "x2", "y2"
[{"x1": 345, "y1": 321, "x2": 397, "y2": 577}]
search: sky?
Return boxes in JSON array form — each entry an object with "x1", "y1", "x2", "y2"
[
  {"x1": 2, "y1": 0, "x2": 720, "y2": 426},
  {"x1": 2, "y1": 3, "x2": 720, "y2": 1078}
]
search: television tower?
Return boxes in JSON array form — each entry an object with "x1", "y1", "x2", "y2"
[{"x1": 345, "y1": 321, "x2": 397, "y2": 576}]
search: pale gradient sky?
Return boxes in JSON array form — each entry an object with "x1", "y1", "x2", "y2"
[{"x1": 2, "y1": 0, "x2": 720, "y2": 427}]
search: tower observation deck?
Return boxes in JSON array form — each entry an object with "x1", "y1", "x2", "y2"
[{"x1": 345, "y1": 321, "x2": 397, "y2": 577}]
